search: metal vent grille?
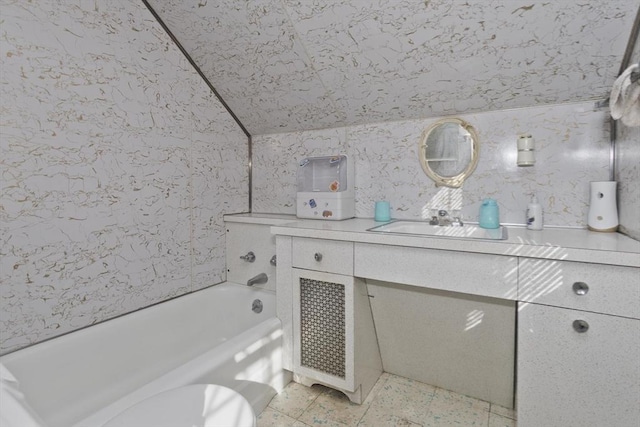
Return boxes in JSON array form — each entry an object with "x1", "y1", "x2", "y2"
[{"x1": 299, "y1": 277, "x2": 346, "y2": 379}]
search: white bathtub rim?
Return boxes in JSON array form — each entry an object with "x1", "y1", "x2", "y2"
[
  {"x1": 1, "y1": 281, "x2": 281, "y2": 427},
  {"x1": 1, "y1": 282, "x2": 275, "y2": 358}
]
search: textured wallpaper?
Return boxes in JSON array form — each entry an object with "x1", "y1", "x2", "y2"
[
  {"x1": 0, "y1": 1, "x2": 248, "y2": 354},
  {"x1": 252, "y1": 101, "x2": 611, "y2": 227},
  {"x1": 146, "y1": 0, "x2": 637, "y2": 134}
]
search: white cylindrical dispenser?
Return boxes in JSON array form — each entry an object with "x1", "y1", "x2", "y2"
[
  {"x1": 587, "y1": 181, "x2": 618, "y2": 232},
  {"x1": 526, "y1": 194, "x2": 543, "y2": 230},
  {"x1": 517, "y1": 135, "x2": 535, "y2": 166}
]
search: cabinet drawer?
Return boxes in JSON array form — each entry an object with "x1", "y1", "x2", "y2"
[
  {"x1": 354, "y1": 243, "x2": 517, "y2": 300},
  {"x1": 292, "y1": 237, "x2": 354, "y2": 275},
  {"x1": 519, "y1": 259, "x2": 640, "y2": 319}
]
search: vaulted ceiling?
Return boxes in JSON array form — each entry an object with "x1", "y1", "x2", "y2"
[{"x1": 146, "y1": 1, "x2": 638, "y2": 135}]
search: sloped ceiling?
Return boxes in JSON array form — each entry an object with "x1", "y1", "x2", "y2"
[{"x1": 146, "y1": 1, "x2": 638, "y2": 135}]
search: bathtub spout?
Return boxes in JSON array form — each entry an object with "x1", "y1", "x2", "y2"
[{"x1": 247, "y1": 273, "x2": 268, "y2": 286}]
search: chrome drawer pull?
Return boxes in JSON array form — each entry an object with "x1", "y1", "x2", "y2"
[
  {"x1": 573, "y1": 319, "x2": 589, "y2": 333},
  {"x1": 572, "y1": 282, "x2": 589, "y2": 296},
  {"x1": 314, "y1": 252, "x2": 323, "y2": 262}
]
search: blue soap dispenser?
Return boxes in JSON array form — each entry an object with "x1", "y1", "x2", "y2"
[{"x1": 479, "y1": 198, "x2": 500, "y2": 229}]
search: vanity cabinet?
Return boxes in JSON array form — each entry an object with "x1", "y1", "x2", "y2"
[
  {"x1": 272, "y1": 218, "x2": 640, "y2": 419},
  {"x1": 289, "y1": 238, "x2": 382, "y2": 404},
  {"x1": 517, "y1": 259, "x2": 640, "y2": 427}
]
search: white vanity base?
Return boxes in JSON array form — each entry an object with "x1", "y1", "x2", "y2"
[
  {"x1": 268, "y1": 215, "x2": 640, "y2": 420},
  {"x1": 294, "y1": 373, "x2": 370, "y2": 405}
]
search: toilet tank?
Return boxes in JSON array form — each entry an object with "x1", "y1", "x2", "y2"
[{"x1": 296, "y1": 155, "x2": 355, "y2": 220}]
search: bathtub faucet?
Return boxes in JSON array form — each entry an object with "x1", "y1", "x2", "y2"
[{"x1": 247, "y1": 272, "x2": 268, "y2": 287}]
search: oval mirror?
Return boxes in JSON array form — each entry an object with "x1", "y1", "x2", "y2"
[{"x1": 419, "y1": 118, "x2": 479, "y2": 188}]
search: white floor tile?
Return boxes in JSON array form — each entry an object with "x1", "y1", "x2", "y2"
[{"x1": 259, "y1": 373, "x2": 512, "y2": 427}]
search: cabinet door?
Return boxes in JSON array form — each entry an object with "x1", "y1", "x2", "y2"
[
  {"x1": 292, "y1": 268, "x2": 355, "y2": 392},
  {"x1": 517, "y1": 303, "x2": 640, "y2": 427}
]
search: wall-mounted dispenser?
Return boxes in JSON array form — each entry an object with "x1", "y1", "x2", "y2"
[
  {"x1": 517, "y1": 135, "x2": 535, "y2": 167},
  {"x1": 587, "y1": 181, "x2": 619, "y2": 232},
  {"x1": 296, "y1": 155, "x2": 354, "y2": 220}
]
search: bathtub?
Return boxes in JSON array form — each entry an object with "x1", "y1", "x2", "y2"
[{"x1": 0, "y1": 282, "x2": 291, "y2": 427}]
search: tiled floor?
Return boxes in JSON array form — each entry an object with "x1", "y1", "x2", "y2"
[{"x1": 257, "y1": 373, "x2": 517, "y2": 427}]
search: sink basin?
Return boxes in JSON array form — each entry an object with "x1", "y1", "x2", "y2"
[{"x1": 367, "y1": 220, "x2": 508, "y2": 240}]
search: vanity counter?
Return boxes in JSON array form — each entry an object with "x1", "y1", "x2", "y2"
[{"x1": 265, "y1": 217, "x2": 640, "y2": 267}]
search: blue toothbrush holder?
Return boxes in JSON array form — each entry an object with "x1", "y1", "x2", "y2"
[
  {"x1": 374, "y1": 201, "x2": 391, "y2": 222},
  {"x1": 479, "y1": 198, "x2": 500, "y2": 229}
]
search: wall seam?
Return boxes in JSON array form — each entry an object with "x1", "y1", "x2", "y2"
[
  {"x1": 141, "y1": 0, "x2": 253, "y2": 212},
  {"x1": 612, "y1": 5, "x2": 640, "y2": 181}
]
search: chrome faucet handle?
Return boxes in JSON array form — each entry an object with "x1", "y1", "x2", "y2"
[
  {"x1": 452, "y1": 217, "x2": 464, "y2": 226},
  {"x1": 240, "y1": 251, "x2": 255, "y2": 262},
  {"x1": 428, "y1": 216, "x2": 439, "y2": 225}
]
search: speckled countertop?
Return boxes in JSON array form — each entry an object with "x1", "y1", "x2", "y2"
[{"x1": 225, "y1": 214, "x2": 640, "y2": 267}]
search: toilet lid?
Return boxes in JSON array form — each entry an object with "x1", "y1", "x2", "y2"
[{"x1": 103, "y1": 384, "x2": 256, "y2": 427}]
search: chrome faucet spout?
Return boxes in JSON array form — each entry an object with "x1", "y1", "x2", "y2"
[
  {"x1": 429, "y1": 209, "x2": 463, "y2": 227},
  {"x1": 247, "y1": 272, "x2": 268, "y2": 287},
  {"x1": 437, "y1": 209, "x2": 451, "y2": 226}
]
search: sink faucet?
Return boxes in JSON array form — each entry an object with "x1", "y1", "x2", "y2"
[
  {"x1": 437, "y1": 210, "x2": 451, "y2": 226},
  {"x1": 429, "y1": 210, "x2": 463, "y2": 227},
  {"x1": 247, "y1": 272, "x2": 268, "y2": 287}
]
